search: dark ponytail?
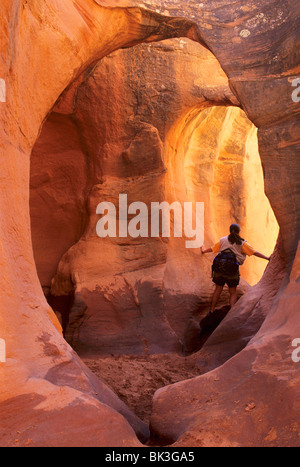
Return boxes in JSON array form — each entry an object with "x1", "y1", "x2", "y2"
[{"x1": 228, "y1": 223, "x2": 244, "y2": 246}]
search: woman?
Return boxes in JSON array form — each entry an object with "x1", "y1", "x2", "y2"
[{"x1": 201, "y1": 224, "x2": 270, "y2": 314}]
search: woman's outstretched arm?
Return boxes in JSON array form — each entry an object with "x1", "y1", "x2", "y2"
[
  {"x1": 254, "y1": 251, "x2": 271, "y2": 261},
  {"x1": 201, "y1": 246, "x2": 213, "y2": 254}
]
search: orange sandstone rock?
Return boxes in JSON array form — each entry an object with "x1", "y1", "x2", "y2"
[
  {"x1": 150, "y1": 242, "x2": 300, "y2": 447},
  {"x1": 0, "y1": 0, "x2": 299, "y2": 447},
  {"x1": 40, "y1": 40, "x2": 277, "y2": 355}
]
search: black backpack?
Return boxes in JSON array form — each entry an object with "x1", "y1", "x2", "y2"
[{"x1": 212, "y1": 248, "x2": 239, "y2": 276}]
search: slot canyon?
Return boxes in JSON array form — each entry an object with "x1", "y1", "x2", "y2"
[{"x1": 0, "y1": 0, "x2": 299, "y2": 448}]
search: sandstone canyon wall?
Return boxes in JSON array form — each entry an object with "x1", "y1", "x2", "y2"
[
  {"x1": 0, "y1": 0, "x2": 299, "y2": 447},
  {"x1": 30, "y1": 40, "x2": 278, "y2": 355}
]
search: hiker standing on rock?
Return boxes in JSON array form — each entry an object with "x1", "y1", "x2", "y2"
[{"x1": 201, "y1": 224, "x2": 270, "y2": 315}]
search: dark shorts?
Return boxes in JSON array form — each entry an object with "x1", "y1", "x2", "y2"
[{"x1": 212, "y1": 271, "x2": 240, "y2": 288}]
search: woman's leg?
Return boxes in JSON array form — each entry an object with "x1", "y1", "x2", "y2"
[
  {"x1": 211, "y1": 284, "x2": 224, "y2": 313},
  {"x1": 229, "y1": 286, "x2": 238, "y2": 308}
]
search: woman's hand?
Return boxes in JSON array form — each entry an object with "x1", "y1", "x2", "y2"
[{"x1": 201, "y1": 246, "x2": 213, "y2": 254}]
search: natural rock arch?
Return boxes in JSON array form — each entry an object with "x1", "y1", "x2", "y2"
[
  {"x1": 30, "y1": 39, "x2": 277, "y2": 357},
  {"x1": 0, "y1": 0, "x2": 299, "y2": 447}
]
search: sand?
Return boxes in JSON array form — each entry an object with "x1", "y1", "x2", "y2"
[{"x1": 83, "y1": 353, "x2": 202, "y2": 423}]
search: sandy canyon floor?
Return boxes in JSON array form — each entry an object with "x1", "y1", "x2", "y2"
[{"x1": 83, "y1": 352, "x2": 201, "y2": 424}]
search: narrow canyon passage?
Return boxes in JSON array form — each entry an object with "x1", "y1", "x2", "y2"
[
  {"x1": 29, "y1": 40, "x2": 279, "y2": 436},
  {"x1": 2, "y1": 0, "x2": 299, "y2": 448}
]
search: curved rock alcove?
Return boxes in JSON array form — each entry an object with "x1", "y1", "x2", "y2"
[
  {"x1": 0, "y1": 0, "x2": 299, "y2": 447},
  {"x1": 31, "y1": 39, "x2": 278, "y2": 357}
]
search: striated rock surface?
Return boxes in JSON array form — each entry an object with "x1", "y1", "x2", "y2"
[
  {"x1": 150, "y1": 242, "x2": 300, "y2": 447},
  {"x1": 1, "y1": 0, "x2": 200, "y2": 447},
  {"x1": 39, "y1": 41, "x2": 277, "y2": 355},
  {"x1": 0, "y1": 0, "x2": 299, "y2": 447}
]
